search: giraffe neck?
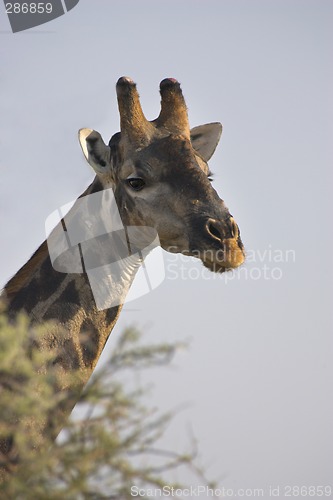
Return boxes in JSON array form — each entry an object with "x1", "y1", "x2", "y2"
[
  {"x1": 0, "y1": 178, "x2": 151, "y2": 462},
  {"x1": 3, "y1": 178, "x2": 144, "y2": 375}
]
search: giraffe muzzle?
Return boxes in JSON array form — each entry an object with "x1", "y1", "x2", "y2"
[{"x1": 204, "y1": 217, "x2": 245, "y2": 270}]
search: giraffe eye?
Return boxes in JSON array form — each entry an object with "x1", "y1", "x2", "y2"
[{"x1": 127, "y1": 178, "x2": 145, "y2": 191}]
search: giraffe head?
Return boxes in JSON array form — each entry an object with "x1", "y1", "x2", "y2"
[{"x1": 79, "y1": 77, "x2": 244, "y2": 273}]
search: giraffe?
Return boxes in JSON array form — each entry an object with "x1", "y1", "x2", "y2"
[{"x1": 0, "y1": 77, "x2": 245, "y2": 472}]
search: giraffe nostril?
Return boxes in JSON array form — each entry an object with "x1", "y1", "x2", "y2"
[
  {"x1": 206, "y1": 219, "x2": 222, "y2": 241},
  {"x1": 206, "y1": 218, "x2": 239, "y2": 242},
  {"x1": 230, "y1": 218, "x2": 238, "y2": 239}
]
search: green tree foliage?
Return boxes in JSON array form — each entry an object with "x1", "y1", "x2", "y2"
[{"x1": 0, "y1": 310, "x2": 212, "y2": 499}]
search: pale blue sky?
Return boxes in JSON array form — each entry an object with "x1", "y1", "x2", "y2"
[{"x1": 1, "y1": 0, "x2": 332, "y2": 495}]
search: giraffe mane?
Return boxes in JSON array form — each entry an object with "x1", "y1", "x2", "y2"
[{"x1": 4, "y1": 241, "x2": 49, "y2": 300}]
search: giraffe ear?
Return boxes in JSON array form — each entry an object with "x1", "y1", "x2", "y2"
[
  {"x1": 78, "y1": 128, "x2": 112, "y2": 174},
  {"x1": 190, "y1": 122, "x2": 222, "y2": 161}
]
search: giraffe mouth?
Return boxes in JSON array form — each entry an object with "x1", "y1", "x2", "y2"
[
  {"x1": 202, "y1": 260, "x2": 230, "y2": 273},
  {"x1": 196, "y1": 240, "x2": 245, "y2": 274},
  {"x1": 201, "y1": 256, "x2": 239, "y2": 274},
  {"x1": 201, "y1": 258, "x2": 244, "y2": 274}
]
